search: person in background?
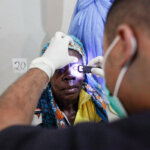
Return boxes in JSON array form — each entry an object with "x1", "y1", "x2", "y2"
[{"x1": 32, "y1": 36, "x2": 107, "y2": 128}]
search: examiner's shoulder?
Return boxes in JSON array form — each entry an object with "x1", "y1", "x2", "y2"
[
  {"x1": 0, "y1": 125, "x2": 54, "y2": 150},
  {"x1": 0, "y1": 123, "x2": 106, "y2": 150},
  {"x1": 1, "y1": 113, "x2": 150, "y2": 150}
]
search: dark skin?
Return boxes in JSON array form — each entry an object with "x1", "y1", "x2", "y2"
[{"x1": 50, "y1": 50, "x2": 85, "y2": 125}]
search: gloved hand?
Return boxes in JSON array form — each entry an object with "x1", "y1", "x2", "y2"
[
  {"x1": 88, "y1": 56, "x2": 104, "y2": 77},
  {"x1": 29, "y1": 32, "x2": 77, "y2": 80}
]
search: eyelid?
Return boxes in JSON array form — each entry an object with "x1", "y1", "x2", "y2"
[
  {"x1": 56, "y1": 63, "x2": 83, "y2": 74},
  {"x1": 56, "y1": 67, "x2": 66, "y2": 73},
  {"x1": 72, "y1": 65, "x2": 78, "y2": 70}
]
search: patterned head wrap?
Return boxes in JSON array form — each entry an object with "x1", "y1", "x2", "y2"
[{"x1": 36, "y1": 36, "x2": 108, "y2": 128}]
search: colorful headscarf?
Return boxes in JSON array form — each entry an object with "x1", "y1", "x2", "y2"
[{"x1": 36, "y1": 36, "x2": 108, "y2": 128}]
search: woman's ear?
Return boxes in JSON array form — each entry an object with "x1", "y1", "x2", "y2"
[{"x1": 117, "y1": 24, "x2": 137, "y2": 67}]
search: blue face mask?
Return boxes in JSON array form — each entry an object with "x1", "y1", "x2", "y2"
[{"x1": 103, "y1": 36, "x2": 137, "y2": 118}]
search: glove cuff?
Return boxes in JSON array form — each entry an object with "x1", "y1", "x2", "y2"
[{"x1": 29, "y1": 57, "x2": 55, "y2": 80}]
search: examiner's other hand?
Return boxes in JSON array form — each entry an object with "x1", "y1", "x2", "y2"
[
  {"x1": 29, "y1": 32, "x2": 77, "y2": 80},
  {"x1": 88, "y1": 56, "x2": 104, "y2": 77}
]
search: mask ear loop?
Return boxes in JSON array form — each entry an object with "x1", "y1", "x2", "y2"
[
  {"x1": 103, "y1": 36, "x2": 120, "y2": 71},
  {"x1": 113, "y1": 37, "x2": 137, "y2": 96},
  {"x1": 102, "y1": 36, "x2": 121, "y2": 104}
]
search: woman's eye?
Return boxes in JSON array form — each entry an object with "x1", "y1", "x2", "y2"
[
  {"x1": 72, "y1": 65, "x2": 78, "y2": 71},
  {"x1": 56, "y1": 68, "x2": 66, "y2": 74}
]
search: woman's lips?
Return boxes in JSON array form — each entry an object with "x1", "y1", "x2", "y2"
[{"x1": 63, "y1": 87, "x2": 78, "y2": 94}]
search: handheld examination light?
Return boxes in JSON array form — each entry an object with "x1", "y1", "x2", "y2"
[{"x1": 78, "y1": 65, "x2": 102, "y2": 73}]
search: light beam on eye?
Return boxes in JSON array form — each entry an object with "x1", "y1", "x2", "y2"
[{"x1": 69, "y1": 63, "x2": 84, "y2": 78}]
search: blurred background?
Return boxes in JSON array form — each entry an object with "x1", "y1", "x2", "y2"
[{"x1": 0, "y1": 0, "x2": 76, "y2": 94}]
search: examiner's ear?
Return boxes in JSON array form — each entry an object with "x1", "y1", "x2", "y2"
[{"x1": 117, "y1": 24, "x2": 137, "y2": 67}]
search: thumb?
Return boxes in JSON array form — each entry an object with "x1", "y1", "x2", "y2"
[
  {"x1": 68, "y1": 56, "x2": 78, "y2": 64},
  {"x1": 91, "y1": 68, "x2": 104, "y2": 77},
  {"x1": 88, "y1": 56, "x2": 103, "y2": 66}
]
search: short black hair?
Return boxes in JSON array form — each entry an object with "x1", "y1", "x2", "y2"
[{"x1": 105, "y1": 0, "x2": 150, "y2": 44}]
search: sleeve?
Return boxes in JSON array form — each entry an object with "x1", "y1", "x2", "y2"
[{"x1": 0, "y1": 113, "x2": 148, "y2": 150}]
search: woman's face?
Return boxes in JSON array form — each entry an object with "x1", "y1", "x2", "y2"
[{"x1": 50, "y1": 50, "x2": 85, "y2": 102}]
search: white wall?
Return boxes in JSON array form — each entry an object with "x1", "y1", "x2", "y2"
[{"x1": 0, "y1": 0, "x2": 76, "y2": 94}]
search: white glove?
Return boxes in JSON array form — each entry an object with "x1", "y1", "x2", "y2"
[
  {"x1": 88, "y1": 56, "x2": 104, "y2": 77},
  {"x1": 29, "y1": 32, "x2": 77, "y2": 80}
]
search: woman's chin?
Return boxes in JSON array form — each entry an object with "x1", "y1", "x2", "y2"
[{"x1": 62, "y1": 93, "x2": 79, "y2": 102}]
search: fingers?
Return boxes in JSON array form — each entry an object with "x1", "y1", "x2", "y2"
[
  {"x1": 68, "y1": 56, "x2": 78, "y2": 64},
  {"x1": 49, "y1": 32, "x2": 62, "y2": 43},
  {"x1": 91, "y1": 68, "x2": 104, "y2": 77},
  {"x1": 57, "y1": 56, "x2": 78, "y2": 69},
  {"x1": 88, "y1": 56, "x2": 103, "y2": 67},
  {"x1": 64, "y1": 36, "x2": 73, "y2": 45},
  {"x1": 54, "y1": 32, "x2": 73, "y2": 41},
  {"x1": 52, "y1": 32, "x2": 73, "y2": 47},
  {"x1": 55, "y1": 32, "x2": 66, "y2": 39}
]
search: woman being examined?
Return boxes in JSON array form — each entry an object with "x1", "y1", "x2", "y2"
[{"x1": 32, "y1": 36, "x2": 107, "y2": 128}]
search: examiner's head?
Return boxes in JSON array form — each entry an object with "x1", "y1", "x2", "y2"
[{"x1": 103, "y1": 0, "x2": 150, "y2": 116}]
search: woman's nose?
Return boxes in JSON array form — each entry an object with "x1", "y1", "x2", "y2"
[
  {"x1": 63, "y1": 65, "x2": 76, "y2": 81},
  {"x1": 63, "y1": 75, "x2": 76, "y2": 81}
]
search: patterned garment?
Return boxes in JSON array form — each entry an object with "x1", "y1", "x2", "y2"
[{"x1": 33, "y1": 36, "x2": 108, "y2": 128}]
